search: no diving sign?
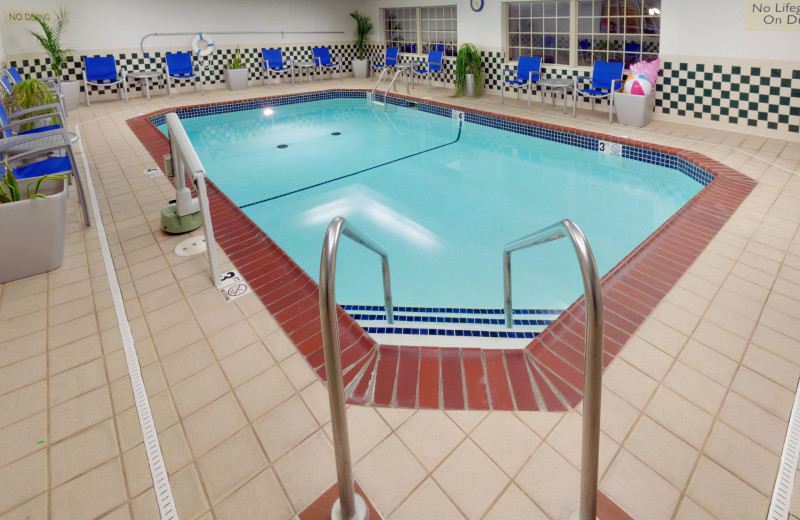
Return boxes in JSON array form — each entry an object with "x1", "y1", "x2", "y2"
[{"x1": 219, "y1": 269, "x2": 251, "y2": 302}]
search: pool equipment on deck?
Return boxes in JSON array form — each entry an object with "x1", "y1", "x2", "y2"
[{"x1": 161, "y1": 151, "x2": 203, "y2": 234}]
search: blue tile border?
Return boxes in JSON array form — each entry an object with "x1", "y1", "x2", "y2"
[{"x1": 362, "y1": 326, "x2": 538, "y2": 339}]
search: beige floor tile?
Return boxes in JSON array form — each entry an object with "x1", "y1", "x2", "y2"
[
  {"x1": 48, "y1": 313, "x2": 98, "y2": 350},
  {"x1": 703, "y1": 303, "x2": 757, "y2": 340},
  {"x1": 674, "y1": 497, "x2": 717, "y2": 520},
  {"x1": 161, "y1": 339, "x2": 216, "y2": 386},
  {"x1": 686, "y1": 457, "x2": 769, "y2": 520},
  {"x1": 718, "y1": 392, "x2": 787, "y2": 455},
  {"x1": 618, "y1": 336, "x2": 675, "y2": 382},
  {"x1": 253, "y1": 395, "x2": 318, "y2": 461},
  {"x1": 0, "y1": 493, "x2": 47, "y2": 520},
  {"x1": 375, "y1": 406, "x2": 416, "y2": 430},
  {"x1": 692, "y1": 320, "x2": 749, "y2": 361},
  {"x1": 274, "y1": 430, "x2": 337, "y2": 511},
  {"x1": 235, "y1": 365, "x2": 295, "y2": 421},
  {"x1": 483, "y1": 483, "x2": 548, "y2": 520},
  {"x1": 590, "y1": 388, "x2": 640, "y2": 444},
  {"x1": 300, "y1": 380, "x2": 332, "y2": 425},
  {"x1": 214, "y1": 469, "x2": 292, "y2": 520},
  {"x1": 603, "y1": 449, "x2": 681, "y2": 520},
  {"x1": 0, "y1": 355, "x2": 45, "y2": 397},
  {"x1": 184, "y1": 393, "x2": 248, "y2": 456},
  {"x1": 121, "y1": 444, "x2": 153, "y2": 498},
  {"x1": 220, "y1": 341, "x2": 275, "y2": 387},
  {"x1": 0, "y1": 451, "x2": 47, "y2": 514},
  {"x1": 280, "y1": 353, "x2": 317, "y2": 391},
  {"x1": 445, "y1": 409, "x2": 488, "y2": 434},
  {"x1": 602, "y1": 358, "x2": 658, "y2": 409},
  {"x1": 678, "y1": 339, "x2": 739, "y2": 386},
  {"x1": 322, "y1": 405, "x2": 391, "y2": 463},
  {"x1": 743, "y1": 343, "x2": 800, "y2": 391},
  {"x1": 513, "y1": 411, "x2": 564, "y2": 438},
  {"x1": 516, "y1": 443, "x2": 579, "y2": 520},
  {"x1": 760, "y1": 307, "x2": 800, "y2": 343},
  {"x1": 0, "y1": 381, "x2": 45, "y2": 432},
  {"x1": 0, "y1": 412, "x2": 46, "y2": 467},
  {"x1": 50, "y1": 458, "x2": 127, "y2": 520},
  {"x1": 752, "y1": 323, "x2": 800, "y2": 365},
  {"x1": 49, "y1": 358, "x2": 107, "y2": 406},
  {"x1": 171, "y1": 463, "x2": 211, "y2": 520},
  {"x1": 207, "y1": 319, "x2": 259, "y2": 359},
  {"x1": 145, "y1": 300, "x2": 194, "y2": 334},
  {"x1": 625, "y1": 416, "x2": 699, "y2": 489},
  {"x1": 355, "y1": 434, "x2": 427, "y2": 515},
  {"x1": 0, "y1": 292, "x2": 47, "y2": 322},
  {"x1": 714, "y1": 287, "x2": 766, "y2": 318},
  {"x1": 196, "y1": 427, "x2": 268, "y2": 505},
  {"x1": 48, "y1": 335, "x2": 103, "y2": 376},
  {"x1": 664, "y1": 361, "x2": 727, "y2": 415},
  {"x1": 433, "y1": 439, "x2": 509, "y2": 520},
  {"x1": 397, "y1": 410, "x2": 465, "y2": 471},
  {"x1": 151, "y1": 318, "x2": 205, "y2": 358},
  {"x1": 149, "y1": 389, "x2": 180, "y2": 433},
  {"x1": 635, "y1": 317, "x2": 688, "y2": 357},
  {"x1": 247, "y1": 309, "x2": 281, "y2": 339},
  {"x1": 471, "y1": 412, "x2": 541, "y2": 477},
  {"x1": 651, "y1": 300, "x2": 701, "y2": 336},
  {"x1": 731, "y1": 367, "x2": 795, "y2": 418},
  {"x1": 646, "y1": 387, "x2": 714, "y2": 449},
  {"x1": 262, "y1": 329, "x2": 297, "y2": 362},
  {"x1": 47, "y1": 295, "x2": 94, "y2": 326},
  {"x1": 545, "y1": 412, "x2": 618, "y2": 478},
  {"x1": 171, "y1": 365, "x2": 230, "y2": 417},
  {"x1": 197, "y1": 303, "x2": 245, "y2": 337},
  {"x1": 158, "y1": 423, "x2": 194, "y2": 474},
  {"x1": 390, "y1": 478, "x2": 466, "y2": 520},
  {"x1": 0, "y1": 331, "x2": 46, "y2": 369},
  {"x1": 705, "y1": 421, "x2": 780, "y2": 496},
  {"x1": 50, "y1": 418, "x2": 120, "y2": 487}
]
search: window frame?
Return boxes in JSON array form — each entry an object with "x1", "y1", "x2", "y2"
[{"x1": 382, "y1": 5, "x2": 458, "y2": 58}]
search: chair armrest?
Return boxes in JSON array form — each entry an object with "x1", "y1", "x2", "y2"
[
  {"x1": 9, "y1": 103, "x2": 63, "y2": 119},
  {"x1": 430, "y1": 62, "x2": 443, "y2": 67}
]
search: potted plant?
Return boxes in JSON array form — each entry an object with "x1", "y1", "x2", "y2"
[
  {"x1": 454, "y1": 43, "x2": 483, "y2": 98},
  {"x1": 349, "y1": 10, "x2": 373, "y2": 79},
  {"x1": 223, "y1": 46, "x2": 249, "y2": 91},
  {"x1": 2, "y1": 78, "x2": 59, "y2": 131},
  {"x1": 29, "y1": 7, "x2": 78, "y2": 111},
  {"x1": 0, "y1": 161, "x2": 68, "y2": 283}
]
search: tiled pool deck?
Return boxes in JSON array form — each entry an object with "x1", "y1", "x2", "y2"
[{"x1": 1, "y1": 77, "x2": 799, "y2": 520}]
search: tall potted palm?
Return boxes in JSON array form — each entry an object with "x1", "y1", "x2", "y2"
[
  {"x1": 349, "y1": 10, "x2": 373, "y2": 79},
  {"x1": 454, "y1": 43, "x2": 483, "y2": 98},
  {"x1": 29, "y1": 7, "x2": 78, "y2": 111}
]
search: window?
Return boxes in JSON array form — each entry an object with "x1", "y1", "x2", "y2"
[
  {"x1": 577, "y1": 0, "x2": 661, "y2": 66},
  {"x1": 383, "y1": 6, "x2": 458, "y2": 57},
  {"x1": 506, "y1": 0, "x2": 661, "y2": 67}
]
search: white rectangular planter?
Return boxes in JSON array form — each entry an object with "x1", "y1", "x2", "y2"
[
  {"x1": 614, "y1": 92, "x2": 656, "y2": 127},
  {"x1": 224, "y1": 68, "x2": 249, "y2": 91},
  {"x1": 0, "y1": 177, "x2": 68, "y2": 284}
]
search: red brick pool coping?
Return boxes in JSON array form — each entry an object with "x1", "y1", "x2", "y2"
[{"x1": 127, "y1": 89, "x2": 756, "y2": 412}]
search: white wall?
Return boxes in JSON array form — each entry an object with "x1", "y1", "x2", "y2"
[
  {"x1": 0, "y1": 0, "x2": 358, "y2": 54},
  {"x1": 659, "y1": 0, "x2": 799, "y2": 61}
]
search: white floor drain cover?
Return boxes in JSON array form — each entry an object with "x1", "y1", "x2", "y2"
[{"x1": 175, "y1": 236, "x2": 207, "y2": 256}]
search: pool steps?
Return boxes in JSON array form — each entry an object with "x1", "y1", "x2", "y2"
[{"x1": 341, "y1": 304, "x2": 563, "y2": 341}]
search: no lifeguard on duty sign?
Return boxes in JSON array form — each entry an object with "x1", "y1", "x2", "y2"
[{"x1": 746, "y1": 1, "x2": 800, "y2": 30}]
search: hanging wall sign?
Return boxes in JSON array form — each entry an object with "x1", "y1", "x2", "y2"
[
  {"x1": 4, "y1": 10, "x2": 51, "y2": 24},
  {"x1": 746, "y1": 1, "x2": 800, "y2": 30}
]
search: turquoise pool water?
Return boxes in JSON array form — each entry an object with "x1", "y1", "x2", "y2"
[{"x1": 163, "y1": 99, "x2": 703, "y2": 309}]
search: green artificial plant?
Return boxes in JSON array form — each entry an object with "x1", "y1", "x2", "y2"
[
  {"x1": 1, "y1": 78, "x2": 59, "y2": 131},
  {"x1": 29, "y1": 7, "x2": 74, "y2": 79},
  {"x1": 227, "y1": 46, "x2": 246, "y2": 69},
  {"x1": 453, "y1": 43, "x2": 483, "y2": 97},
  {"x1": 0, "y1": 158, "x2": 65, "y2": 203},
  {"x1": 349, "y1": 10, "x2": 373, "y2": 60}
]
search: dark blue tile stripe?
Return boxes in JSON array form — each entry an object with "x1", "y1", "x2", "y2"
[
  {"x1": 340, "y1": 304, "x2": 563, "y2": 315},
  {"x1": 349, "y1": 313, "x2": 554, "y2": 327},
  {"x1": 362, "y1": 326, "x2": 538, "y2": 339}
]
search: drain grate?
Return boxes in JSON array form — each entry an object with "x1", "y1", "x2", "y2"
[{"x1": 768, "y1": 377, "x2": 800, "y2": 520}]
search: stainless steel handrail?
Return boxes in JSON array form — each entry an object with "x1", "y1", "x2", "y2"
[
  {"x1": 502, "y1": 219, "x2": 604, "y2": 520},
  {"x1": 371, "y1": 68, "x2": 407, "y2": 110},
  {"x1": 370, "y1": 68, "x2": 390, "y2": 101},
  {"x1": 320, "y1": 216, "x2": 394, "y2": 520}
]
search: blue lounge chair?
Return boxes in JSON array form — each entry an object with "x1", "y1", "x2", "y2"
[
  {"x1": 5, "y1": 67, "x2": 67, "y2": 113},
  {"x1": 83, "y1": 55, "x2": 128, "y2": 107},
  {"x1": 0, "y1": 76, "x2": 12, "y2": 96},
  {"x1": 5, "y1": 67, "x2": 23, "y2": 84},
  {"x1": 260, "y1": 48, "x2": 294, "y2": 87},
  {"x1": 371, "y1": 47, "x2": 399, "y2": 79},
  {"x1": 412, "y1": 50, "x2": 444, "y2": 92},
  {"x1": 312, "y1": 47, "x2": 342, "y2": 82},
  {"x1": 501, "y1": 56, "x2": 542, "y2": 108},
  {"x1": 164, "y1": 52, "x2": 204, "y2": 98},
  {"x1": 572, "y1": 61, "x2": 625, "y2": 122}
]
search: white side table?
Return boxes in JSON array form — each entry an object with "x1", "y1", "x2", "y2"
[
  {"x1": 128, "y1": 71, "x2": 163, "y2": 101},
  {"x1": 540, "y1": 78, "x2": 573, "y2": 113},
  {"x1": 294, "y1": 62, "x2": 318, "y2": 84}
]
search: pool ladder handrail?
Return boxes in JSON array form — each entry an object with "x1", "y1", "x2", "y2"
[
  {"x1": 164, "y1": 112, "x2": 222, "y2": 288},
  {"x1": 370, "y1": 68, "x2": 406, "y2": 111},
  {"x1": 502, "y1": 219, "x2": 604, "y2": 520},
  {"x1": 319, "y1": 216, "x2": 394, "y2": 520}
]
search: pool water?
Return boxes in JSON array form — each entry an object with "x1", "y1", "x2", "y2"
[{"x1": 165, "y1": 99, "x2": 703, "y2": 310}]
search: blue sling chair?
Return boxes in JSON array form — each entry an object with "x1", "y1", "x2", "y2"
[
  {"x1": 261, "y1": 48, "x2": 294, "y2": 87},
  {"x1": 164, "y1": 52, "x2": 204, "y2": 98},
  {"x1": 412, "y1": 50, "x2": 444, "y2": 92},
  {"x1": 83, "y1": 55, "x2": 128, "y2": 107},
  {"x1": 501, "y1": 56, "x2": 542, "y2": 108},
  {"x1": 371, "y1": 47, "x2": 399, "y2": 80},
  {"x1": 5, "y1": 67, "x2": 67, "y2": 114},
  {"x1": 312, "y1": 47, "x2": 342, "y2": 82},
  {"x1": 572, "y1": 61, "x2": 625, "y2": 122}
]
